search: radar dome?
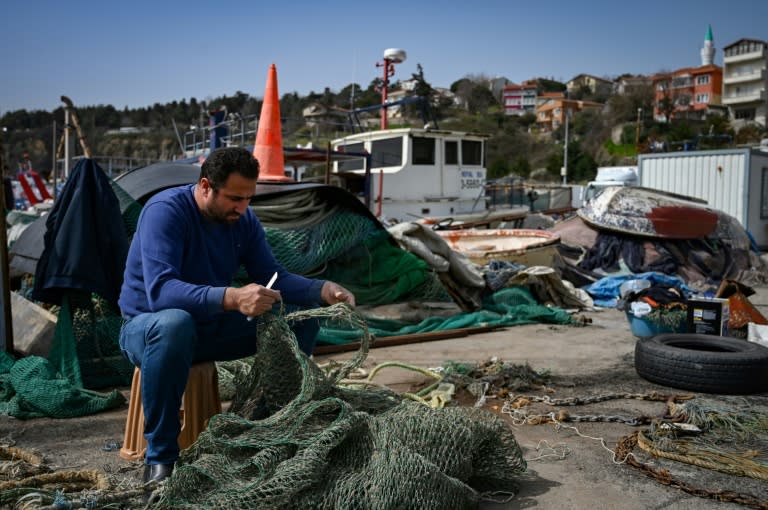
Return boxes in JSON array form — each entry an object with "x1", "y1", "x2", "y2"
[{"x1": 383, "y1": 48, "x2": 407, "y2": 63}]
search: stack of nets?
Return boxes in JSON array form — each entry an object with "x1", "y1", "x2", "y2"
[
  {"x1": 255, "y1": 190, "x2": 449, "y2": 305},
  {"x1": 156, "y1": 305, "x2": 527, "y2": 509}
]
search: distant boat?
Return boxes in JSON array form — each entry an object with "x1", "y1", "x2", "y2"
[
  {"x1": 578, "y1": 186, "x2": 719, "y2": 239},
  {"x1": 435, "y1": 228, "x2": 560, "y2": 267}
]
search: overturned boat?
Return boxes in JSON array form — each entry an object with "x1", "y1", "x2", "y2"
[{"x1": 578, "y1": 186, "x2": 720, "y2": 239}]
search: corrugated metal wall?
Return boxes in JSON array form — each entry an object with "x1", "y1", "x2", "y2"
[{"x1": 639, "y1": 149, "x2": 749, "y2": 224}]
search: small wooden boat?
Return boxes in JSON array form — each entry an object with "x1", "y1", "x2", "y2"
[
  {"x1": 578, "y1": 186, "x2": 720, "y2": 240},
  {"x1": 436, "y1": 228, "x2": 560, "y2": 267},
  {"x1": 417, "y1": 206, "x2": 529, "y2": 230}
]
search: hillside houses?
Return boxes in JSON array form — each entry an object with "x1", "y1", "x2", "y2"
[{"x1": 495, "y1": 25, "x2": 766, "y2": 133}]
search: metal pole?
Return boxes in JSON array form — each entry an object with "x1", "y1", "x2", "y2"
[
  {"x1": 563, "y1": 103, "x2": 569, "y2": 185},
  {"x1": 0, "y1": 129, "x2": 13, "y2": 353},
  {"x1": 381, "y1": 58, "x2": 390, "y2": 130},
  {"x1": 64, "y1": 109, "x2": 70, "y2": 180},
  {"x1": 635, "y1": 108, "x2": 642, "y2": 157},
  {"x1": 52, "y1": 120, "x2": 57, "y2": 199}
]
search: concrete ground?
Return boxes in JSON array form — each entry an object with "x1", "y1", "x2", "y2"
[{"x1": 1, "y1": 289, "x2": 767, "y2": 509}]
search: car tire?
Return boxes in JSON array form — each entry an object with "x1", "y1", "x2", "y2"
[{"x1": 634, "y1": 333, "x2": 768, "y2": 394}]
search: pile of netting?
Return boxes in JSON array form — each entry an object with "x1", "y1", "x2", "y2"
[
  {"x1": 254, "y1": 190, "x2": 450, "y2": 305},
  {"x1": 155, "y1": 304, "x2": 527, "y2": 509}
]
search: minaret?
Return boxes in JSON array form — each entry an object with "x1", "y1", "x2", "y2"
[{"x1": 701, "y1": 24, "x2": 715, "y2": 66}]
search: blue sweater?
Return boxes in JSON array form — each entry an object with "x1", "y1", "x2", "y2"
[{"x1": 118, "y1": 184, "x2": 324, "y2": 320}]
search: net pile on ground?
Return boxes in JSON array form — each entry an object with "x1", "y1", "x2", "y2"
[
  {"x1": 317, "y1": 286, "x2": 575, "y2": 346},
  {"x1": 156, "y1": 304, "x2": 527, "y2": 509}
]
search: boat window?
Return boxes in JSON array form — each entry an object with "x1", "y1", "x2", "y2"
[
  {"x1": 412, "y1": 137, "x2": 435, "y2": 165},
  {"x1": 462, "y1": 140, "x2": 482, "y2": 165},
  {"x1": 445, "y1": 141, "x2": 458, "y2": 165},
  {"x1": 371, "y1": 137, "x2": 402, "y2": 167},
  {"x1": 337, "y1": 142, "x2": 365, "y2": 172}
]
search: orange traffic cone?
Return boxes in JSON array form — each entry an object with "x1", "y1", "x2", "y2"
[{"x1": 254, "y1": 63, "x2": 293, "y2": 182}]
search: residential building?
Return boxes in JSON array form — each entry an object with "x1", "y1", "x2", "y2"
[
  {"x1": 651, "y1": 26, "x2": 723, "y2": 122},
  {"x1": 566, "y1": 74, "x2": 613, "y2": 97},
  {"x1": 614, "y1": 75, "x2": 652, "y2": 95},
  {"x1": 722, "y1": 38, "x2": 768, "y2": 128},
  {"x1": 535, "y1": 92, "x2": 603, "y2": 131},
  {"x1": 489, "y1": 76, "x2": 512, "y2": 102},
  {"x1": 502, "y1": 82, "x2": 537, "y2": 116}
]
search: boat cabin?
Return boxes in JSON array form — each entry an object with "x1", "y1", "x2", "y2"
[{"x1": 331, "y1": 128, "x2": 489, "y2": 222}]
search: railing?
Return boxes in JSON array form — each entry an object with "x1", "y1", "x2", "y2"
[{"x1": 182, "y1": 114, "x2": 259, "y2": 157}]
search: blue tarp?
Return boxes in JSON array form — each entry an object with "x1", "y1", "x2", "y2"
[{"x1": 584, "y1": 272, "x2": 693, "y2": 308}]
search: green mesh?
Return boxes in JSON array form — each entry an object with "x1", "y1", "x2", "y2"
[
  {"x1": 0, "y1": 351, "x2": 125, "y2": 419},
  {"x1": 315, "y1": 229, "x2": 450, "y2": 305},
  {"x1": 47, "y1": 292, "x2": 134, "y2": 390},
  {"x1": 156, "y1": 305, "x2": 526, "y2": 508},
  {"x1": 317, "y1": 286, "x2": 575, "y2": 345},
  {"x1": 263, "y1": 208, "x2": 380, "y2": 275}
]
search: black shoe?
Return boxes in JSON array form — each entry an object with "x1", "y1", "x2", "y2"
[{"x1": 142, "y1": 463, "x2": 174, "y2": 483}]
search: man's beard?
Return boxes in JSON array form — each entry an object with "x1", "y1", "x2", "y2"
[{"x1": 202, "y1": 205, "x2": 239, "y2": 224}]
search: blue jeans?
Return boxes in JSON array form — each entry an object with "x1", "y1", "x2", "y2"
[{"x1": 119, "y1": 307, "x2": 319, "y2": 465}]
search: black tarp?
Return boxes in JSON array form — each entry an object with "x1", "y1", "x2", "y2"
[{"x1": 32, "y1": 159, "x2": 128, "y2": 307}]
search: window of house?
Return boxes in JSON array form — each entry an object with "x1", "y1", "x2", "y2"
[
  {"x1": 462, "y1": 140, "x2": 483, "y2": 166},
  {"x1": 337, "y1": 142, "x2": 365, "y2": 171},
  {"x1": 411, "y1": 137, "x2": 435, "y2": 165},
  {"x1": 371, "y1": 137, "x2": 403, "y2": 167},
  {"x1": 695, "y1": 93, "x2": 709, "y2": 103},
  {"x1": 735, "y1": 108, "x2": 756, "y2": 120},
  {"x1": 696, "y1": 75, "x2": 710, "y2": 85},
  {"x1": 445, "y1": 141, "x2": 458, "y2": 165}
]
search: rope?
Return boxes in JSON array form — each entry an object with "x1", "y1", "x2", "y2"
[
  {"x1": 251, "y1": 189, "x2": 340, "y2": 229},
  {"x1": 637, "y1": 430, "x2": 768, "y2": 482},
  {"x1": 507, "y1": 391, "x2": 692, "y2": 407},
  {"x1": 616, "y1": 432, "x2": 768, "y2": 509},
  {"x1": 0, "y1": 469, "x2": 109, "y2": 492},
  {"x1": 502, "y1": 406, "x2": 636, "y2": 465}
]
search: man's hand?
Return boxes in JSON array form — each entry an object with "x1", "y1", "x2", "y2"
[
  {"x1": 321, "y1": 281, "x2": 356, "y2": 307},
  {"x1": 223, "y1": 284, "x2": 281, "y2": 317}
]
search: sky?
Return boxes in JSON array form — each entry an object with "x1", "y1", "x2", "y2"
[{"x1": 2, "y1": 0, "x2": 767, "y2": 115}]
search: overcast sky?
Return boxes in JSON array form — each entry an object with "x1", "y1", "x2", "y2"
[{"x1": 2, "y1": 0, "x2": 767, "y2": 114}]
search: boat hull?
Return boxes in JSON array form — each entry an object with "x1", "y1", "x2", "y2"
[
  {"x1": 437, "y1": 229, "x2": 560, "y2": 267},
  {"x1": 578, "y1": 186, "x2": 720, "y2": 240}
]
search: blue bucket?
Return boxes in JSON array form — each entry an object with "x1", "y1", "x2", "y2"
[{"x1": 625, "y1": 311, "x2": 686, "y2": 338}]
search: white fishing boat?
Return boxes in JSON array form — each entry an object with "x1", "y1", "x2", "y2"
[{"x1": 331, "y1": 127, "x2": 497, "y2": 223}]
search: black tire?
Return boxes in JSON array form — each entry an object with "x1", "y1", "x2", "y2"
[{"x1": 634, "y1": 334, "x2": 768, "y2": 394}]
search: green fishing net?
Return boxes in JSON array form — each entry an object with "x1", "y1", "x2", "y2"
[
  {"x1": 317, "y1": 286, "x2": 575, "y2": 345},
  {"x1": 155, "y1": 305, "x2": 527, "y2": 509}
]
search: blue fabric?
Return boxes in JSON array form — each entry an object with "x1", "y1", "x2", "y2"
[
  {"x1": 119, "y1": 184, "x2": 323, "y2": 320},
  {"x1": 583, "y1": 272, "x2": 692, "y2": 308},
  {"x1": 119, "y1": 306, "x2": 318, "y2": 465}
]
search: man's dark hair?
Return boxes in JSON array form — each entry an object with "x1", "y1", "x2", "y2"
[{"x1": 199, "y1": 147, "x2": 260, "y2": 189}]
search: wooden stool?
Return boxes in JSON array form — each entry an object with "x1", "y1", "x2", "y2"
[{"x1": 119, "y1": 362, "x2": 222, "y2": 461}]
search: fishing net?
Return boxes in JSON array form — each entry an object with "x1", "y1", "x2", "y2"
[
  {"x1": 155, "y1": 304, "x2": 527, "y2": 509},
  {"x1": 257, "y1": 192, "x2": 449, "y2": 305},
  {"x1": 316, "y1": 287, "x2": 575, "y2": 346},
  {"x1": 0, "y1": 350, "x2": 124, "y2": 419}
]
